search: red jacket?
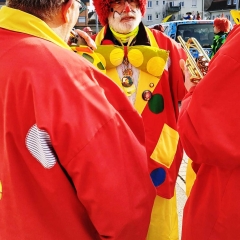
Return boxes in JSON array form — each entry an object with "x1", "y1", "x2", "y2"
[
  {"x1": 178, "y1": 25, "x2": 240, "y2": 239},
  {"x1": 0, "y1": 7, "x2": 156, "y2": 239}
]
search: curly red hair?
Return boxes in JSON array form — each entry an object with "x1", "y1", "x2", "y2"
[
  {"x1": 93, "y1": 0, "x2": 147, "y2": 26},
  {"x1": 214, "y1": 17, "x2": 231, "y2": 33}
]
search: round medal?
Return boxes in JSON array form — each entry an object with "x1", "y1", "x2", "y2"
[
  {"x1": 142, "y1": 90, "x2": 152, "y2": 101},
  {"x1": 122, "y1": 76, "x2": 133, "y2": 87}
]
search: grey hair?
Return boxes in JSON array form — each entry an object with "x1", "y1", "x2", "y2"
[{"x1": 6, "y1": 0, "x2": 66, "y2": 21}]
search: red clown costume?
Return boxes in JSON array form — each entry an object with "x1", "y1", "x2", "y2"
[
  {"x1": 178, "y1": 24, "x2": 240, "y2": 239},
  {"x1": 89, "y1": 0, "x2": 187, "y2": 239},
  {"x1": 0, "y1": 6, "x2": 156, "y2": 240}
]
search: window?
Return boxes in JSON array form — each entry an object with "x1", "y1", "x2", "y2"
[
  {"x1": 78, "y1": 17, "x2": 85, "y2": 23},
  {"x1": 163, "y1": 1, "x2": 165, "y2": 5},
  {"x1": 147, "y1": 14, "x2": 153, "y2": 21},
  {"x1": 192, "y1": 0, "x2": 197, "y2": 6},
  {"x1": 233, "y1": 0, "x2": 237, "y2": 4},
  {"x1": 227, "y1": 0, "x2": 231, "y2": 4},
  {"x1": 176, "y1": 23, "x2": 214, "y2": 48},
  {"x1": 156, "y1": 13, "x2": 159, "y2": 19},
  {"x1": 156, "y1": 1, "x2": 159, "y2": 5},
  {"x1": 147, "y1": 1, "x2": 152, "y2": 8},
  {"x1": 181, "y1": 2, "x2": 184, "y2": 7}
]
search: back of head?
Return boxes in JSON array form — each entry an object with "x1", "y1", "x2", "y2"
[
  {"x1": 93, "y1": 0, "x2": 147, "y2": 26},
  {"x1": 6, "y1": 0, "x2": 64, "y2": 21},
  {"x1": 213, "y1": 17, "x2": 231, "y2": 33}
]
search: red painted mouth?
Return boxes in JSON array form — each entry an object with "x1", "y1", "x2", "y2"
[{"x1": 121, "y1": 16, "x2": 135, "y2": 22}]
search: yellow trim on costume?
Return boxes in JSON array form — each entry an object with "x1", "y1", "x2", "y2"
[
  {"x1": 186, "y1": 158, "x2": 196, "y2": 197},
  {"x1": 134, "y1": 71, "x2": 158, "y2": 114},
  {"x1": 95, "y1": 27, "x2": 106, "y2": 45},
  {"x1": 0, "y1": 6, "x2": 71, "y2": 50},
  {"x1": 150, "y1": 124, "x2": 179, "y2": 168},
  {"x1": 106, "y1": 68, "x2": 122, "y2": 89},
  {"x1": 145, "y1": 27, "x2": 159, "y2": 48},
  {"x1": 0, "y1": 181, "x2": 2, "y2": 200},
  {"x1": 147, "y1": 193, "x2": 179, "y2": 240}
]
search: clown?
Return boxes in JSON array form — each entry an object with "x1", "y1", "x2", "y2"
[
  {"x1": 90, "y1": 0, "x2": 187, "y2": 239},
  {"x1": 211, "y1": 17, "x2": 231, "y2": 58}
]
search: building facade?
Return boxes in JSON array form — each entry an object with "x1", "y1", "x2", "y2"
[
  {"x1": 142, "y1": 0, "x2": 239, "y2": 25},
  {"x1": 206, "y1": 0, "x2": 239, "y2": 23},
  {"x1": 142, "y1": 0, "x2": 205, "y2": 25}
]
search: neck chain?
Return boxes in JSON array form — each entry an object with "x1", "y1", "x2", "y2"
[{"x1": 110, "y1": 28, "x2": 138, "y2": 96}]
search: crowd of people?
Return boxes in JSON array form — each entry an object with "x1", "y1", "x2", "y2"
[
  {"x1": 183, "y1": 11, "x2": 201, "y2": 20},
  {"x1": 0, "y1": 0, "x2": 239, "y2": 239}
]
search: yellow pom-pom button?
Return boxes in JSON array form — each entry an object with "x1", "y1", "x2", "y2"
[
  {"x1": 147, "y1": 57, "x2": 166, "y2": 77},
  {"x1": 128, "y1": 49, "x2": 144, "y2": 67},
  {"x1": 110, "y1": 48, "x2": 124, "y2": 66}
]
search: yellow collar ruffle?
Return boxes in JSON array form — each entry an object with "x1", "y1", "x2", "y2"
[
  {"x1": 95, "y1": 45, "x2": 169, "y2": 78},
  {"x1": 0, "y1": 6, "x2": 71, "y2": 50}
]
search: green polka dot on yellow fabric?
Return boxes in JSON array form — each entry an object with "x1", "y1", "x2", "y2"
[
  {"x1": 110, "y1": 48, "x2": 124, "y2": 66},
  {"x1": 147, "y1": 57, "x2": 166, "y2": 76},
  {"x1": 97, "y1": 62, "x2": 106, "y2": 71},
  {"x1": 95, "y1": 53, "x2": 106, "y2": 68},
  {"x1": 82, "y1": 53, "x2": 94, "y2": 63},
  {"x1": 128, "y1": 49, "x2": 144, "y2": 67}
]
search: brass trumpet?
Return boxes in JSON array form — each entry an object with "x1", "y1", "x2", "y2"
[{"x1": 178, "y1": 36, "x2": 210, "y2": 83}]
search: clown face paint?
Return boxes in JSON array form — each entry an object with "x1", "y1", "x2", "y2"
[{"x1": 108, "y1": 1, "x2": 142, "y2": 34}]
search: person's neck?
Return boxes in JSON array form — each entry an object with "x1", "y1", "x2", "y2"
[
  {"x1": 110, "y1": 26, "x2": 139, "y2": 45},
  {"x1": 46, "y1": 19, "x2": 70, "y2": 43}
]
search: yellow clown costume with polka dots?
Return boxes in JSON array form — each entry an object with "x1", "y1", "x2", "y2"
[{"x1": 91, "y1": 24, "x2": 187, "y2": 240}]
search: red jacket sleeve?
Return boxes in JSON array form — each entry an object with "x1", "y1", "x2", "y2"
[{"x1": 178, "y1": 27, "x2": 240, "y2": 169}]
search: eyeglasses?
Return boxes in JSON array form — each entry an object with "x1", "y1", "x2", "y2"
[{"x1": 110, "y1": 0, "x2": 138, "y2": 10}]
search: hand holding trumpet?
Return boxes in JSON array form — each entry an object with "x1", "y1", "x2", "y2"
[
  {"x1": 179, "y1": 59, "x2": 197, "y2": 92},
  {"x1": 178, "y1": 36, "x2": 210, "y2": 91}
]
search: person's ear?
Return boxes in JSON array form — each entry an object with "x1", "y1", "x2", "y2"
[{"x1": 62, "y1": 0, "x2": 74, "y2": 23}]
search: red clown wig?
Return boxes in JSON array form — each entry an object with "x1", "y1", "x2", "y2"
[
  {"x1": 214, "y1": 17, "x2": 231, "y2": 33},
  {"x1": 93, "y1": 0, "x2": 147, "y2": 26}
]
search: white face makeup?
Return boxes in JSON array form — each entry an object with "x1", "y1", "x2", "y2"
[{"x1": 108, "y1": 0, "x2": 142, "y2": 33}]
